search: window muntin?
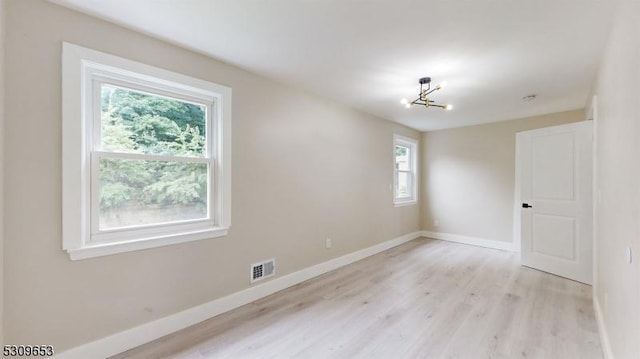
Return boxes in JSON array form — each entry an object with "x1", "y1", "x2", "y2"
[
  {"x1": 394, "y1": 135, "x2": 417, "y2": 205},
  {"x1": 62, "y1": 42, "x2": 231, "y2": 260}
]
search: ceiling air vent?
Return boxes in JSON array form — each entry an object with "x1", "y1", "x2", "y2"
[{"x1": 251, "y1": 259, "x2": 275, "y2": 283}]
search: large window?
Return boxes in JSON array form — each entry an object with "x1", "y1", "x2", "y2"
[
  {"x1": 62, "y1": 43, "x2": 231, "y2": 260},
  {"x1": 394, "y1": 135, "x2": 418, "y2": 205}
]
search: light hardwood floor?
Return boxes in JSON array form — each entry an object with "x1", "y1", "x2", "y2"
[{"x1": 112, "y1": 239, "x2": 602, "y2": 359}]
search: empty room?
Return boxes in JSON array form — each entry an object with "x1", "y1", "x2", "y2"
[{"x1": 1, "y1": 0, "x2": 639, "y2": 358}]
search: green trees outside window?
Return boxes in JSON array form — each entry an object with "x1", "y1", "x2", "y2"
[{"x1": 99, "y1": 85, "x2": 209, "y2": 229}]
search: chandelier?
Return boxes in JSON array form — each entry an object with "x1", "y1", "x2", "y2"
[{"x1": 401, "y1": 77, "x2": 453, "y2": 110}]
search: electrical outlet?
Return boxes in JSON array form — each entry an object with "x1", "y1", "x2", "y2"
[{"x1": 326, "y1": 238, "x2": 332, "y2": 249}]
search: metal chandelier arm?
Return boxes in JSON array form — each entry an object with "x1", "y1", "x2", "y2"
[{"x1": 400, "y1": 76, "x2": 453, "y2": 111}]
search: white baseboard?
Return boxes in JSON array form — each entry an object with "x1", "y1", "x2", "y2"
[
  {"x1": 421, "y1": 230, "x2": 516, "y2": 252},
  {"x1": 55, "y1": 231, "x2": 423, "y2": 359},
  {"x1": 593, "y1": 295, "x2": 614, "y2": 359}
]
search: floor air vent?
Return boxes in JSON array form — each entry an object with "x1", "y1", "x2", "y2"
[{"x1": 251, "y1": 259, "x2": 275, "y2": 283}]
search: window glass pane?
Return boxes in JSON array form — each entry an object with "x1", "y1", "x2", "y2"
[
  {"x1": 395, "y1": 145, "x2": 410, "y2": 171},
  {"x1": 397, "y1": 172, "x2": 411, "y2": 198},
  {"x1": 99, "y1": 157, "x2": 208, "y2": 230},
  {"x1": 101, "y1": 84, "x2": 207, "y2": 157}
]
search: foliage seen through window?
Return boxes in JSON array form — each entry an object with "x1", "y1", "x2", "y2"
[{"x1": 99, "y1": 85, "x2": 209, "y2": 229}]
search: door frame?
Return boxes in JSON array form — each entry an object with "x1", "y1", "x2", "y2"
[
  {"x1": 513, "y1": 120, "x2": 595, "y2": 271},
  {"x1": 586, "y1": 96, "x2": 598, "y2": 291}
]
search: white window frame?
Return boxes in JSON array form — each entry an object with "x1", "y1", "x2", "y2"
[
  {"x1": 62, "y1": 43, "x2": 232, "y2": 260},
  {"x1": 393, "y1": 134, "x2": 418, "y2": 206}
]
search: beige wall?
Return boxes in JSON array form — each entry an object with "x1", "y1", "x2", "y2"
[
  {"x1": 592, "y1": 0, "x2": 640, "y2": 357},
  {"x1": 420, "y1": 110, "x2": 583, "y2": 244},
  {"x1": 0, "y1": 0, "x2": 5, "y2": 346},
  {"x1": 3, "y1": 0, "x2": 420, "y2": 351}
]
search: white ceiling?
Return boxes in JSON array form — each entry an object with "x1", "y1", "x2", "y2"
[{"x1": 51, "y1": 0, "x2": 614, "y2": 131}]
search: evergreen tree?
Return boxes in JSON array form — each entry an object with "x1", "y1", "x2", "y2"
[{"x1": 99, "y1": 85, "x2": 208, "y2": 214}]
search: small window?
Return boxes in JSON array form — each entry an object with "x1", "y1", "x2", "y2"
[
  {"x1": 62, "y1": 43, "x2": 231, "y2": 260},
  {"x1": 394, "y1": 135, "x2": 418, "y2": 206}
]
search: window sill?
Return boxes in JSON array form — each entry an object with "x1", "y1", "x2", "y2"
[
  {"x1": 65, "y1": 227, "x2": 229, "y2": 260},
  {"x1": 394, "y1": 200, "x2": 417, "y2": 207}
]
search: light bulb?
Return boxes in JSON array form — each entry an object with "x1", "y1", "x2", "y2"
[
  {"x1": 444, "y1": 104, "x2": 453, "y2": 111},
  {"x1": 400, "y1": 98, "x2": 408, "y2": 105},
  {"x1": 405, "y1": 103, "x2": 411, "y2": 109}
]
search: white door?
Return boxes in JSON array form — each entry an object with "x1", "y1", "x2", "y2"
[{"x1": 517, "y1": 121, "x2": 593, "y2": 284}]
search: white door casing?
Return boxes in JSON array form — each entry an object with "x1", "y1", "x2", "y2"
[{"x1": 517, "y1": 121, "x2": 593, "y2": 284}]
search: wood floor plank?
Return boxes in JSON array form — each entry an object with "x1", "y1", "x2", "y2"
[{"x1": 111, "y1": 239, "x2": 603, "y2": 359}]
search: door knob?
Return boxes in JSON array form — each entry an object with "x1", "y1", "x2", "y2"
[{"x1": 522, "y1": 203, "x2": 532, "y2": 208}]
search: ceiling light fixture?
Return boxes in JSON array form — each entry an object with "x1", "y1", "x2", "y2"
[{"x1": 401, "y1": 77, "x2": 452, "y2": 110}]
